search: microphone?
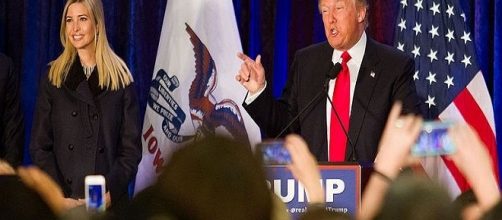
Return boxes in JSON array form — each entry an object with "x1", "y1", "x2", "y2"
[
  {"x1": 324, "y1": 65, "x2": 357, "y2": 162},
  {"x1": 326, "y1": 63, "x2": 342, "y2": 81},
  {"x1": 274, "y1": 63, "x2": 342, "y2": 139}
]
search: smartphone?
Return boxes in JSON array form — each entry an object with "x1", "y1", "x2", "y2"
[
  {"x1": 257, "y1": 140, "x2": 291, "y2": 164},
  {"x1": 411, "y1": 121, "x2": 456, "y2": 156},
  {"x1": 85, "y1": 175, "x2": 106, "y2": 212}
]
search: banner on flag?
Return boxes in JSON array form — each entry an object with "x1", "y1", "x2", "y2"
[
  {"x1": 134, "y1": 0, "x2": 262, "y2": 194},
  {"x1": 394, "y1": 0, "x2": 498, "y2": 196}
]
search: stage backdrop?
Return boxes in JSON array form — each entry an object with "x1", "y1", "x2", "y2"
[{"x1": 0, "y1": 0, "x2": 500, "y2": 184}]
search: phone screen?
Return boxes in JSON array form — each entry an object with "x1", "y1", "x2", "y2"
[
  {"x1": 258, "y1": 140, "x2": 291, "y2": 164},
  {"x1": 88, "y1": 185, "x2": 104, "y2": 211},
  {"x1": 411, "y1": 121, "x2": 456, "y2": 156}
]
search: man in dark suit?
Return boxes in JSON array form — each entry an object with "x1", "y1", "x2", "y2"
[
  {"x1": 0, "y1": 53, "x2": 24, "y2": 166},
  {"x1": 236, "y1": 0, "x2": 420, "y2": 162}
]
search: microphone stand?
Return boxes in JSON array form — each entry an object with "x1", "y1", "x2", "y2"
[
  {"x1": 274, "y1": 63, "x2": 342, "y2": 139},
  {"x1": 274, "y1": 87, "x2": 326, "y2": 139}
]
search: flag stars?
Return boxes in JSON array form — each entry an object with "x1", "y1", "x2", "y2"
[
  {"x1": 398, "y1": 18, "x2": 407, "y2": 31},
  {"x1": 425, "y1": 95, "x2": 436, "y2": 109},
  {"x1": 446, "y1": 29, "x2": 455, "y2": 42},
  {"x1": 461, "y1": 31, "x2": 472, "y2": 44},
  {"x1": 413, "y1": 22, "x2": 422, "y2": 36},
  {"x1": 446, "y1": 5, "x2": 455, "y2": 18},
  {"x1": 427, "y1": 49, "x2": 438, "y2": 62},
  {"x1": 444, "y1": 75, "x2": 455, "y2": 89},
  {"x1": 445, "y1": 52, "x2": 455, "y2": 64},
  {"x1": 413, "y1": 71, "x2": 420, "y2": 81},
  {"x1": 461, "y1": 55, "x2": 472, "y2": 68},
  {"x1": 430, "y1": 2, "x2": 440, "y2": 16},
  {"x1": 429, "y1": 25, "x2": 439, "y2": 39},
  {"x1": 426, "y1": 72, "x2": 437, "y2": 85},
  {"x1": 412, "y1": 45, "x2": 421, "y2": 58},
  {"x1": 395, "y1": 1, "x2": 478, "y2": 113},
  {"x1": 400, "y1": 0, "x2": 407, "y2": 8},
  {"x1": 397, "y1": 42, "x2": 405, "y2": 51},
  {"x1": 415, "y1": 0, "x2": 424, "y2": 11}
]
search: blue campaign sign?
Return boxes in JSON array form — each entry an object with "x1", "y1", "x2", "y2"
[{"x1": 265, "y1": 165, "x2": 361, "y2": 219}]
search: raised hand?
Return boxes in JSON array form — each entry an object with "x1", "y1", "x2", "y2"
[
  {"x1": 373, "y1": 102, "x2": 423, "y2": 179},
  {"x1": 284, "y1": 134, "x2": 324, "y2": 203},
  {"x1": 448, "y1": 124, "x2": 500, "y2": 211},
  {"x1": 235, "y1": 53, "x2": 266, "y2": 94},
  {"x1": 360, "y1": 102, "x2": 422, "y2": 220}
]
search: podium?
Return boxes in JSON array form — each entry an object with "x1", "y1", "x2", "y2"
[{"x1": 264, "y1": 163, "x2": 374, "y2": 219}]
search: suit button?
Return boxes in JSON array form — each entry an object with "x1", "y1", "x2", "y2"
[
  {"x1": 68, "y1": 144, "x2": 74, "y2": 151},
  {"x1": 71, "y1": 111, "x2": 78, "y2": 117},
  {"x1": 92, "y1": 114, "x2": 99, "y2": 120},
  {"x1": 98, "y1": 147, "x2": 105, "y2": 153},
  {"x1": 66, "y1": 178, "x2": 72, "y2": 184}
]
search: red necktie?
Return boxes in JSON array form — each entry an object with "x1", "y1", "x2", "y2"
[{"x1": 329, "y1": 51, "x2": 351, "y2": 162}]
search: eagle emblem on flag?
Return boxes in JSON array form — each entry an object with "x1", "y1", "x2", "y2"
[{"x1": 185, "y1": 23, "x2": 250, "y2": 144}]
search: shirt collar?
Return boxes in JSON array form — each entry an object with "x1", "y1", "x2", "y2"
[{"x1": 331, "y1": 32, "x2": 367, "y2": 65}]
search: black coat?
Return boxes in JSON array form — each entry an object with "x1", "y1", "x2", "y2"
[
  {"x1": 244, "y1": 38, "x2": 421, "y2": 162},
  {"x1": 0, "y1": 53, "x2": 24, "y2": 167},
  {"x1": 30, "y1": 58, "x2": 142, "y2": 206}
]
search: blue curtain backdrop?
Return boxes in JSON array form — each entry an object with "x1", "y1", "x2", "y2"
[{"x1": 0, "y1": 0, "x2": 500, "y2": 182}]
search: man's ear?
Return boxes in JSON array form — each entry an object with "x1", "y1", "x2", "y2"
[{"x1": 357, "y1": 8, "x2": 367, "y2": 23}]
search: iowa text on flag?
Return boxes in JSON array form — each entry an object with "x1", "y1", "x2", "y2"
[
  {"x1": 395, "y1": 0, "x2": 498, "y2": 196},
  {"x1": 134, "y1": 0, "x2": 261, "y2": 194}
]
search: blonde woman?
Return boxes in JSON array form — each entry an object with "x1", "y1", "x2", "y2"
[{"x1": 30, "y1": 0, "x2": 141, "y2": 211}]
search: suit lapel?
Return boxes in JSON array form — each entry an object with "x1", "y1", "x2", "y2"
[
  {"x1": 318, "y1": 54, "x2": 333, "y2": 156},
  {"x1": 303, "y1": 42, "x2": 333, "y2": 161},
  {"x1": 319, "y1": 44, "x2": 340, "y2": 160},
  {"x1": 347, "y1": 39, "x2": 381, "y2": 159}
]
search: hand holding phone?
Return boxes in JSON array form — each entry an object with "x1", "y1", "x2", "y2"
[
  {"x1": 257, "y1": 140, "x2": 291, "y2": 164},
  {"x1": 411, "y1": 121, "x2": 456, "y2": 156},
  {"x1": 85, "y1": 175, "x2": 106, "y2": 212}
]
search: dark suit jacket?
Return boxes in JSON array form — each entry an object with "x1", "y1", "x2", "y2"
[
  {"x1": 0, "y1": 53, "x2": 24, "y2": 167},
  {"x1": 30, "y1": 58, "x2": 142, "y2": 207},
  {"x1": 244, "y1": 38, "x2": 420, "y2": 162}
]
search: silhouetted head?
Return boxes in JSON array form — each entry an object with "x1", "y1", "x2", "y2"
[
  {"x1": 156, "y1": 136, "x2": 272, "y2": 220},
  {"x1": 374, "y1": 173, "x2": 454, "y2": 220}
]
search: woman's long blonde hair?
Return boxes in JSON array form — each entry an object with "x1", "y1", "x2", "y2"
[{"x1": 49, "y1": 0, "x2": 133, "y2": 90}]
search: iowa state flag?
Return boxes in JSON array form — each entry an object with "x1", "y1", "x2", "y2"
[{"x1": 134, "y1": 0, "x2": 261, "y2": 194}]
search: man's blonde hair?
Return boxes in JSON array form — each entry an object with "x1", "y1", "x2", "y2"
[{"x1": 317, "y1": 0, "x2": 369, "y2": 27}]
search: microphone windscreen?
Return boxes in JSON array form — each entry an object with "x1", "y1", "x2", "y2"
[{"x1": 327, "y1": 63, "x2": 342, "y2": 79}]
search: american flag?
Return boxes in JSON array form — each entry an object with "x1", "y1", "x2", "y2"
[{"x1": 394, "y1": 0, "x2": 499, "y2": 196}]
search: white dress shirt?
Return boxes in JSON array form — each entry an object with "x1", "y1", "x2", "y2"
[{"x1": 326, "y1": 32, "x2": 367, "y2": 154}]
